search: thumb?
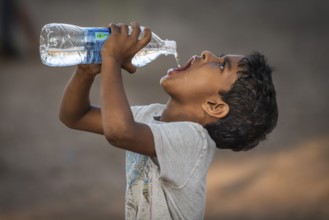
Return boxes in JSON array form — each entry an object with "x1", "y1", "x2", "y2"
[{"x1": 124, "y1": 62, "x2": 137, "y2": 74}]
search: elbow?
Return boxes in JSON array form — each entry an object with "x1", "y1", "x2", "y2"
[
  {"x1": 103, "y1": 126, "x2": 129, "y2": 148},
  {"x1": 59, "y1": 113, "x2": 76, "y2": 129},
  {"x1": 104, "y1": 132, "x2": 123, "y2": 147},
  {"x1": 59, "y1": 112, "x2": 67, "y2": 126},
  {"x1": 104, "y1": 134, "x2": 120, "y2": 147}
]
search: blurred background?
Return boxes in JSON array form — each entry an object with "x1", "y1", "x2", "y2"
[{"x1": 1, "y1": 0, "x2": 329, "y2": 219}]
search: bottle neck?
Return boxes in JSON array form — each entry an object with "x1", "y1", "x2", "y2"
[{"x1": 162, "y1": 40, "x2": 177, "y2": 55}]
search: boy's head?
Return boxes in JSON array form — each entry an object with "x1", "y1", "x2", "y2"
[
  {"x1": 161, "y1": 51, "x2": 278, "y2": 151},
  {"x1": 205, "y1": 51, "x2": 278, "y2": 151}
]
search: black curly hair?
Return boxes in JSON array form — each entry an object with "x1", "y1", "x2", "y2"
[{"x1": 204, "y1": 51, "x2": 278, "y2": 151}]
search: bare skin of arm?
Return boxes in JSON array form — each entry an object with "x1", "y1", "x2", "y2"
[
  {"x1": 59, "y1": 64, "x2": 103, "y2": 134},
  {"x1": 59, "y1": 22, "x2": 155, "y2": 157},
  {"x1": 100, "y1": 22, "x2": 155, "y2": 156}
]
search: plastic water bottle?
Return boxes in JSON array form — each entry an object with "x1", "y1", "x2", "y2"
[{"x1": 39, "y1": 23, "x2": 177, "y2": 67}]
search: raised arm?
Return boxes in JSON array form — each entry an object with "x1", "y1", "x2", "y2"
[
  {"x1": 59, "y1": 64, "x2": 103, "y2": 134},
  {"x1": 100, "y1": 22, "x2": 156, "y2": 156}
]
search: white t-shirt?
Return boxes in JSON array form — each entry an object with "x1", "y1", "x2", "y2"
[{"x1": 126, "y1": 103, "x2": 216, "y2": 220}]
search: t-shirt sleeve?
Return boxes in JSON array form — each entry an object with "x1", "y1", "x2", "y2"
[{"x1": 148, "y1": 122, "x2": 209, "y2": 188}]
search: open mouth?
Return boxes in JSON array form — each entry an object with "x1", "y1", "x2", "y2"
[{"x1": 167, "y1": 56, "x2": 195, "y2": 76}]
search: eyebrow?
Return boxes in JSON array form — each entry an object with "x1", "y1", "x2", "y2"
[{"x1": 224, "y1": 56, "x2": 232, "y2": 71}]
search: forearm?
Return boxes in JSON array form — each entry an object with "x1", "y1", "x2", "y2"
[
  {"x1": 100, "y1": 58, "x2": 135, "y2": 145},
  {"x1": 59, "y1": 68, "x2": 96, "y2": 127},
  {"x1": 99, "y1": 22, "x2": 155, "y2": 156}
]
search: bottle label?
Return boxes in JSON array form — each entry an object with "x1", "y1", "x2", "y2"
[
  {"x1": 84, "y1": 28, "x2": 110, "y2": 63},
  {"x1": 95, "y1": 32, "x2": 110, "y2": 40}
]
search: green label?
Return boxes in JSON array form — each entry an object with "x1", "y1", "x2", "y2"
[{"x1": 95, "y1": 32, "x2": 109, "y2": 40}]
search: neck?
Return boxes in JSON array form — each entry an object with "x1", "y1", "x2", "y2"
[{"x1": 160, "y1": 99, "x2": 202, "y2": 124}]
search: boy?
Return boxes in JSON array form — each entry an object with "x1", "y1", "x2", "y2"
[{"x1": 59, "y1": 22, "x2": 278, "y2": 220}]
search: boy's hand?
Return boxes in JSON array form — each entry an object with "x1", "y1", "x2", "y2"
[
  {"x1": 101, "y1": 22, "x2": 152, "y2": 73},
  {"x1": 76, "y1": 64, "x2": 101, "y2": 77}
]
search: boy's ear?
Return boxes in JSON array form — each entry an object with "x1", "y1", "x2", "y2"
[{"x1": 201, "y1": 99, "x2": 230, "y2": 119}]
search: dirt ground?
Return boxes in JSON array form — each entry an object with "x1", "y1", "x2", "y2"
[{"x1": 1, "y1": 0, "x2": 329, "y2": 219}]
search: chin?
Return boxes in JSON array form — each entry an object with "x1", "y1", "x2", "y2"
[
  {"x1": 159, "y1": 76, "x2": 166, "y2": 87},
  {"x1": 160, "y1": 77, "x2": 169, "y2": 91}
]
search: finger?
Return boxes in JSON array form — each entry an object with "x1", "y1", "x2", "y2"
[
  {"x1": 118, "y1": 23, "x2": 128, "y2": 36},
  {"x1": 138, "y1": 26, "x2": 152, "y2": 48},
  {"x1": 125, "y1": 62, "x2": 137, "y2": 74},
  {"x1": 130, "y1": 21, "x2": 141, "y2": 40},
  {"x1": 110, "y1": 23, "x2": 119, "y2": 34}
]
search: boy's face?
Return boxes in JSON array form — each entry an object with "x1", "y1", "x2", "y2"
[{"x1": 160, "y1": 51, "x2": 244, "y2": 104}]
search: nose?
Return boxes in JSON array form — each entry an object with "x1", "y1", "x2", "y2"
[{"x1": 201, "y1": 51, "x2": 215, "y2": 61}]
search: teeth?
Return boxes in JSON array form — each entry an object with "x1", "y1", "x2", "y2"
[
  {"x1": 191, "y1": 56, "x2": 195, "y2": 65},
  {"x1": 167, "y1": 68, "x2": 175, "y2": 74}
]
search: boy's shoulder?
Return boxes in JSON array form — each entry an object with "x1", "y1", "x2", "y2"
[
  {"x1": 131, "y1": 103, "x2": 166, "y2": 121},
  {"x1": 133, "y1": 103, "x2": 166, "y2": 111}
]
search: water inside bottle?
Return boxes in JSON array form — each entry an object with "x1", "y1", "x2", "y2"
[
  {"x1": 132, "y1": 49, "x2": 180, "y2": 68},
  {"x1": 40, "y1": 47, "x2": 87, "y2": 66},
  {"x1": 131, "y1": 49, "x2": 160, "y2": 67}
]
